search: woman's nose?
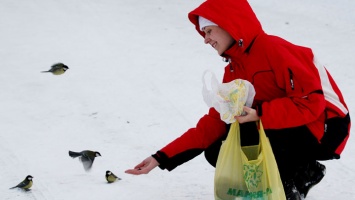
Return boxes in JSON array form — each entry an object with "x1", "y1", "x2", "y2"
[{"x1": 204, "y1": 37, "x2": 211, "y2": 44}]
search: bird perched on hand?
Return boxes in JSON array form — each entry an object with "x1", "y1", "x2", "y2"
[
  {"x1": 41, "y1": 63, "x2": 69, "y2": 75},
  {"x1": 69, "y1": 150, "x2": 101, "y2": 171},
  {"x1": 9, "y1": 175, "x2": 33, "y2": 191},
  {"x1": 106, "y1": 170, "x2": 121, "y2": 183}
]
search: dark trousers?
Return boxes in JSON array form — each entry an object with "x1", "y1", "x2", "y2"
[{"x1": 204, "y1": 122, "x2": 325, "y2": 181}]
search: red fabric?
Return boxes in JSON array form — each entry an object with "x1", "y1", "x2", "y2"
[{"x1": 160, "y1": 0, "x2": 349, "y2": 159}]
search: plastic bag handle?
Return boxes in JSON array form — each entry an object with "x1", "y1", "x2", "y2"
[
  {"x1": 202, "y1": 70, "x2": 219, "y2": 93},
  {"x1": 202, "y1": 70, "x2": 220, "y2": 107}
]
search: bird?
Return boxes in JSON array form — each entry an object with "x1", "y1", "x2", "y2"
[
  {"x1": 41, "y1": 63, "x2": 69, "y2": 75},
  {"x1": 69, "y1": 150, "x2": 101, "y2": 171},
  {"x1": 9, "y1": 175, "x2": 33, "y2": 191},
  {"x1": 105, "y1": 170, "x2": 121, "y2": 183}
]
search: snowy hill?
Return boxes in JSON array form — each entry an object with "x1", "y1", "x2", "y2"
[{"x1": 1, "y1": 0, "x2": 354, "y2": 199}]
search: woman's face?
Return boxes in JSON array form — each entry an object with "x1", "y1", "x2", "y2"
[{"x1": 203, "y1": 26, "x2": 235, "y2": 55}]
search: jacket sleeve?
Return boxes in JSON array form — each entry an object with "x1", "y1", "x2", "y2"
[
  {"x1": 258, "y1": 44, "x2": 326, "y2": 129},
  {"x1": 259, "y1": 93, "x2": 325, "y2": 129},
  {"x1": 152, "y1": 108, "x2": 227, "y2": 171}
]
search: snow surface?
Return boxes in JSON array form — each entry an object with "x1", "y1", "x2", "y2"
[{"x1": 1, "y1": 0, "x2": 354, "y2": 199}]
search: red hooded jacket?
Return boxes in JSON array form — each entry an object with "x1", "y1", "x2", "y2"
[{"x1": 153, "y1": 0, "x2": 350, "y2": 171}]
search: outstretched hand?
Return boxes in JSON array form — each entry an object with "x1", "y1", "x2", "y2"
[
  {"x1": 125, "y1": 156, "x2": 159, "y2": 175},
  {"x1": 235, "y1": 106, "x2": 260, "y2": 123}
]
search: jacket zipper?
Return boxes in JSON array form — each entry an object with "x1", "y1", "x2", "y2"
[
  {"x1": 229, "y1": 59, "x2": 234, "y2": 72},
  {"x1": 288, "y1": 68, "x2": 294, "y2": 90},
  {"x1": 223, "y1": 57, "x2": 234, "y2": 72}
]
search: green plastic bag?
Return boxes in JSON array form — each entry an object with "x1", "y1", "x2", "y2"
[{"x1": 214, "y1": 121, "x2": 286, "y2": 200}]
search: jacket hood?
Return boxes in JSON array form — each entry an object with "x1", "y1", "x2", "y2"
[{"x1": 188, "y1": 0, "x2": 263, "y2": 54}]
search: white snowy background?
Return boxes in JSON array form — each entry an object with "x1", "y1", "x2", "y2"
[{"x1": 1, "y1": 0, "x2": 354, "y2": 199}]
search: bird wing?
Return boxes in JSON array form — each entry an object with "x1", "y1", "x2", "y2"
[
  {"x1": 79, "y1": 156, "x2": 94, "y2": 171},
  {"x1": 51, "y1": 64, "x2": 62, "y2": 69},
  {"x1": 10, "y1": 180, "x2": 28, "y2": 189}
]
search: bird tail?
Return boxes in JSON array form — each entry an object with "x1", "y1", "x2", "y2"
[
  {"x1": 69, "y1": 151, "x2": 81, "y2": 158},
  {"x1": 9, "y1": 186, "x2": 17, "y2": 189},
  {"x1": 41, "y1": 71, "x2": 50, "y2": 73}
]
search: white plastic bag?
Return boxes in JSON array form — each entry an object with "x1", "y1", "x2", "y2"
[{"x1": 202, "y1": 70, "x2": 256, "y2": 124}]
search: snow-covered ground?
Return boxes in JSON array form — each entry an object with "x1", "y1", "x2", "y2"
[{"x1": 1, "y1": 0, "x2": 354, "y2": 199}]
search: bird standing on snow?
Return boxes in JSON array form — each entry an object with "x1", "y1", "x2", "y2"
[
  {"x1": 9, "y1": 175, "x2": 33, "y2": 191},
  {"x1": 41, "y1": 63, "x2": 69, "y2": 75},
  {"x1": 69, "y1": 150, "x2": 101, "y2": 171},
  {"x1": 106, "y1": 170, "x2": 121, "y2": 183}
]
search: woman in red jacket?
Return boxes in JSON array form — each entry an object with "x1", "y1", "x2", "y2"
[{"x1": 126, "y1": 0, "x2": 350, "y2": 199}]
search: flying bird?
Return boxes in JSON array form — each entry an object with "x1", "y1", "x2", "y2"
[
  {"x1": 106, "y1": 170, "x2": 121, "y2": 183},
  {"x1": 9, "y1": 175, "x2": 33, "y2": 191},
  {"x1": 69, "y1": 150, "x2": 101, "y2": 171},
  {"x1": 41, "y1": 63, "x2": 69, "y2": 75}
]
